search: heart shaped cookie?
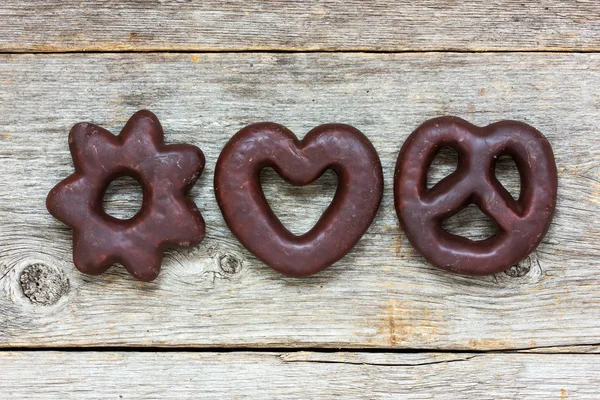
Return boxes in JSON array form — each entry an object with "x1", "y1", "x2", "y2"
[{"x1": 214, "y1": 123, "x2": 383, "y2": 277}]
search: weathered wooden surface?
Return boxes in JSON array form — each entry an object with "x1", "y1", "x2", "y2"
[
  {"x1": 0, "y1": 53, "x2": 598, "y2": 350},
  {"x1": 0, "y1": 351, "x2": 598, "y2": 398},
  {"x1": 1, "y1": 1, "x2": 599, "y2": 52}
]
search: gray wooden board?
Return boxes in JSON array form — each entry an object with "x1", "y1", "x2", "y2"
[
  {"x1": 1, "y1": 1, "x2": 599, "y2": 52},
  {"x1": 0, "y1": 351, "x2": 597, "y2": 399},
  {"x1": 0, "y1": 52, "x2": 598, "y2": 349}
]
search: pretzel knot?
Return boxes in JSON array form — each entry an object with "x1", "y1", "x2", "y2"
[{"x1": 46, "y1": 110, "x2": 206, "y2": 281}]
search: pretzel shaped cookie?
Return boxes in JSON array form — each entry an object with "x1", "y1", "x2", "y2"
[{"x1": 394, "y1": 116, "x2": 557, "y2": 275}]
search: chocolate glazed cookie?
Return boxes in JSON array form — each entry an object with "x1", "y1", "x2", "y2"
[
  {"x1": 47, "y1": 110, "x2": 206, "y2": 281},
  {"x1": 394, "y1": 116, "x2": 557, "y2": 276},
  {"x1": 214, "y1": 123, "x2": 384, "y2": 277}
]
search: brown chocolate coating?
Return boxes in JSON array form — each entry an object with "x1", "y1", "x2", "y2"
[
  {"x1": 46, "y1": 110, "x2": 205, "y2": 281},
  {"x1": 214, "y1": 123, "x2": 383, "y2": 277},
  {"x1": 394, "y1": 116, "x2": 557, "y2": 275}
]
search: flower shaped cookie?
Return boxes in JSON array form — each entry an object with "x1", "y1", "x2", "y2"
[{"x1": 47, "y1": 110, "x2": 205, "y2": 281}]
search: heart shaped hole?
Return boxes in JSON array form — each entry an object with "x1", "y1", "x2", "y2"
[
  {"x1": 103, "y1": 176, "x2": 144, "y2": 220},
  {"x1": 494, "y1": 155, "x2": 521, "y2": 201},
  {"x1": 260, "y1": 168, "x2": 338, "y2": 236},
  {"x1": 427, "y1": 146, "x2": 458, "y2": 189},
  {"x1": 442, "y1": 204, "x2": 500, "y2": 241}
]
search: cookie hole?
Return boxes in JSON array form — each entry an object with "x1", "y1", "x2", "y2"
[
  {"x1": 103, "y1": 176, "x2": 144, "y2": 220},
  {"x1": 442, "y1": 204, "x2": 500, "y2": 241},
  {"x1": 494, "y1": 155, "x2": 521, "y2": 200},
  {"x1": 427, "y1": 146, "x2": 458, "y2": 189},
  {"x1": 261, "y1": 168, "x2": 337, "y2": 236}
]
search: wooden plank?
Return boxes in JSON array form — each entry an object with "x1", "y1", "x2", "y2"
[
  {"x1": 1, "y1": 1, "x2": 599, "y2": 52},
  {"x1": 0, "y1": 351, "x2": 598, "y2": 398},
  {"x1": 0, "y1": 53, "x2": 598, "y2": 350}
]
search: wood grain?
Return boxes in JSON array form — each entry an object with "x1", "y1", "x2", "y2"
[
  {"x1": 0, "y1": 52, "x2": 598, "y2": 350},
  {"x1": 0, "y1": 1, "x2": 599, "y2": 52},
  {"x1": 0, "y1": 351, "x2": 598, "y2": 399}
]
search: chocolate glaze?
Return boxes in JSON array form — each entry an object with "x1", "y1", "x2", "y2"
[
  {"x1": 46, "y1": 110, "x2": 205, "y2": 281},
  {"x1": 214, "y1": 123, "x2": 383, "y2": 277},
  {"x1": 394, "y1": 116, "x2": 557, "y2": 276}
]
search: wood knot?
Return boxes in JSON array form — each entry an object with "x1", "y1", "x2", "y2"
[
  {"x1": 504, "y1": 256, "x2": 533, "y2": 277},
  {"x1": 218, "y1": 254, "x2": 242, "y2": 275},
  {"x1": 20, "y1": 264, "x2": 69, "y2": 305}
]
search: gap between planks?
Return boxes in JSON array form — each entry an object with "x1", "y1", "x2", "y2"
[
  {"x1": 0, "y1": 344, "x2": 599, "y2": 355},
  {"x1": 0, "y1": 50, "x2": 600, "y2": 56}
]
